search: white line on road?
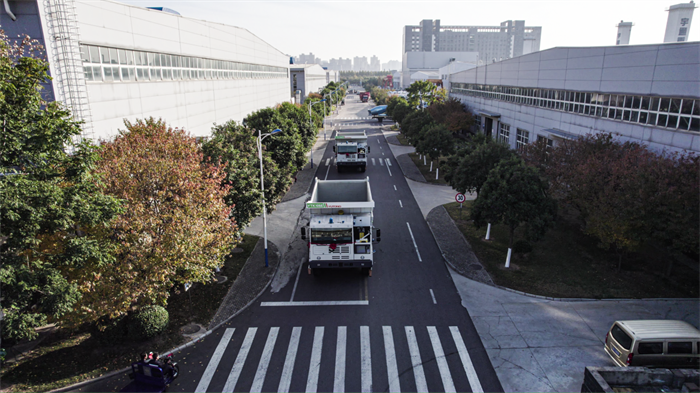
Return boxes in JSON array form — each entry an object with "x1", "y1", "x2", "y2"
[
  {"x1": 406, "y1": 222, "x2": 422, "y2": 262},
  {"x1": 450, "y1": 326, "x2": 484, "y2": 393},
  {"x1": 250, "y1": 327, "x2": 279, "y2": 393},
  {"x1": 334, "y1": 326, "x2": 346, "y2": 393},
  {"x1": 324, "y1": 162, "x2": 331, "y2": 180},
  {"x1": 386, "y1": 160, "x2": 392, "y2": 176},
  {"x1": 393, "y1": 185, "x2": 397, "y2": 191},
  {"x1": 194, "y1": 328, "x2": 234, "y2": 393},
  {"x1": 277, "y1": 327, "x2": 301, "y2": 393},
  {"x1": 261, "y1": 300, "x2": 369, "y2": 307},
  {"x1": 399, "y1": 200, "x2": 403, "y2": 208},
  {"x1": 386, "y1": 158, "x2": 391, "y2": 166},
  {"x1": 306, "y1": 327, "x2": 325, "y2": 393},
  {"x1": 405, "y1": 326, "x2": 428, "y2": 393},
  {"x1": 383, "y1": 326, "x2": 401, "y2": 393},
  {"x1": 428, "y1": 326, "x2": 456, "y2": 393},
  {"x1": 430, "y1": 289, "x2": 437, "y2": 304},
  {"x1": 361, "y1": 326, "x2": 372, "y2": 393},
  {"x1": 325, "y1": 158, "x2": 330, "y2": 166},
  {"x1": 379, "y1": 159, "x2": 384, "y2": 166},
  {"x1": 223, "y1": 327, "x2": 256, "y2": 392},
  {"x1": 290, "y1": 260, "x2": 303, "y2": 301},
  {"x1": 372, "y1": 158, "x2": 376, "y2": 165}
]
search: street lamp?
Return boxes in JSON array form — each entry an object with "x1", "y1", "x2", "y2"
[
  {"x1": 308, "y1": 99, "x2": 326, "y2": 168},
  {"x1": 257, "y1": 128, "x2": 282, "y2": 268}
]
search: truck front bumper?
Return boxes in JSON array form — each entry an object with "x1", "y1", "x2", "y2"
[
  {"x1": 337, "y1": 161, "x2": 366, "y2": 167},
  {"x1": 308, "y1": 260, "x2": 373, "y2": 269}
]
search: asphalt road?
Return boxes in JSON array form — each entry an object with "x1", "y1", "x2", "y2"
[{"x1": 149, "y1": 95, "x2": 504, "y2": 393}]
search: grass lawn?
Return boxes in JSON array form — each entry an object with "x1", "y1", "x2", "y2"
[
  {"x1": 408, "y1": 152, "x2": 449, "y2": 185},
  {"x1": 0, "y1": 234, "x2": 259, "y2": 393},
  {"x1": 395, "y1": 132, "x2": 410, "y2": 146},
  {"x1": 444, "y1": 201, "x2": 699, "y2": 299}
]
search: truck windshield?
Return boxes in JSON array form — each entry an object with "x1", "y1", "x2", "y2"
[
  {"x1": 337, "y1": 145, "x2": 357, "y2": 154},
  {"x1": 311, "y1": 229, "x2": 352, "y2": 244}
]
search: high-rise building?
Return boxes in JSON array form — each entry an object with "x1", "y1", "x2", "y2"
[
  {"x1": 664, "y1": 1, "x2": 696, "y2": 43},
  {"x1": 616, "y1": 21, "x2": 633, "y2": 45},
  {"x1": 382, "y1": 60, "x2": 402, "y2": 71},
  {"x1": 296, "y1": 53, "x2": 320, "y2": 64},
  {"x1": 370, "y1": 55, "x2": 380, "y2": 71},
  {"x1": 353, "y1": 56, "x2": 369, "y2": 71},
  {"x1": 403, "y1": 19, "x2": 542, "y2": 63}
]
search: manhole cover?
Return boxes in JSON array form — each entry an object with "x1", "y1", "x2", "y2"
[
  {"x1": 213, "y1": 275, "x2": 228, "y2": 284},
  {"x1": 231, "y1": 248, "x2": 244, "y2": 254},
  {"x1": 180, "y1": 324, "x2": 201, "y2": 335}
]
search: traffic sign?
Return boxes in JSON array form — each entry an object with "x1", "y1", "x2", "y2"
[{"x1": 455, "y1": 193, "x2": 466, "y2": 203}]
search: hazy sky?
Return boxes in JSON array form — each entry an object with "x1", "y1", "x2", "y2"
[{"x1": 118, "y1": 0, "x2": 698, "y2": 63}]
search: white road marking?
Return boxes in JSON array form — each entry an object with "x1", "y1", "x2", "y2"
[
  {"x1": 325, "y1": 158, "x2": 330, "y2": 166},
  {"x1": 306, "y1": 327, "x2": 325, "y2": 393},
  {"x1": 222, "y1": 327, "x2": 257, "y2": 392},
  {"x1": 428, "y1": 326, "x2": 456, "y2": 393},
  {"x1": 261, "y1": 300, "x2": 369, "y2": 306},
  {"x1": 334, "y1": 326, "x2": 347, "y2": 393},
  {"x1": 386, "y1": 159, "x2": 391, "y2": 166},
  {"x1": 386, "y1": 160, "x2": 392, "y2": 176},
  {"x1": 430, "y1": 289, "x2": 437, "y2": 304},
  {"x1": 405, "y1": 326, "x2": 428, "y2": 393},
  {"x1": 194, "y1": 328, "x2": 234, "y2": 393},
  {"x1": 406, "y1": 222, "x2": 422, "y2": 262},
  {"x1": 379, "y1": 159, "x2": 384, "y2": 166},
  {"x1": 361, "y1": 326, "x2": 372, "y2": 393},
  {"x1": 372, "y1": 158, "x2": 376, "y2": 165},
  {"x1": 250, "y1": 327, "x2": 279, "y2": 393},
  {"x1": 450, "y1": 326, "x2": 484, "y2": 393},
  {"x1": 324, "y1": 163, "x2": 331, "y2": 180},
  {"x1": 290, "y1": 260, "x2": 303, "y2": 301},
  {"x1": 393, "y1": 185, "x2": 397, "y2": 191},
  {"x1": 383, "y1": 326, "x2": 401, "y2": 393},
  {"x1": 399, "y1": 200, "x2": 403, "y2": 208},
  {"x1": 380, "y1": 145, "x2": 382, "y2": 149},
  {"x1": 277, "y1": 327, "x2": 301, "y2": 393},
  {"x1": 382, "y1": 152, "x2": 385, "y2": 156}
]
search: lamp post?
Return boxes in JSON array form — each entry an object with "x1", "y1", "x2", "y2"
[
  {"x1": 308, "y1": 99, "x2": 325, "y2": 168},
  {"x1": 257, "y1": 128, "x2": 282, "y2": 268}
]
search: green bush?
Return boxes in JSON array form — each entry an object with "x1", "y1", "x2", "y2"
[
  {"x1": 127, "y1": 305, "x2": 169, "y2": 341},
  {"x1": 513, "y1": 240, "x2": 533, "y2": 254},
  {"x1": 91, "y1": 315, "x2": 128, "y2": 345}
]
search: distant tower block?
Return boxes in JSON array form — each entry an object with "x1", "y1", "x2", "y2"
[
  {"x1": 664, "y1": 1, "x2": 696, "y2": 42},
  {"x1": 616, "y1": 21, "x2": 633, "y2": 45}
]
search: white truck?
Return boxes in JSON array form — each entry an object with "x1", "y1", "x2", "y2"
[
  {"x1": 301, "y1": 177, "x2": 380, "y2": 276},
  {"x1": 333, "y1": 131, "x2": 369, "y2": 172}
]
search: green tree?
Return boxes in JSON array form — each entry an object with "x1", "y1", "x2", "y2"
[
  {"x1": 449, "y1": 139, "x2": 515, "y2": 196},
  {"x1": 391, "y1": 98, "x2": 413, "y2": 125},
  {"x1": 428, "y1": 98, "x2": 475, "y2": 136},
  {"x1": 83, "y1": 118, "x2": 236, "y2": 322},
  {"x1": 202, "y1": 121, "x2": 283, "y2": 230},
  {"x1": 406, "y1": 81, "x2": 447, "y2": 108},
  {"x1": 0, "y1": 34, "x2": 122, "y2": 341},
  {"x1": 400, "y1": 110, "x2": 434, "y2": 146},
  {"x1": 471, "y1": 156, "x2": 556, "y2": 251},
  {"x1": 415, "y1": 123, "x2": 455, "y2": 164}
]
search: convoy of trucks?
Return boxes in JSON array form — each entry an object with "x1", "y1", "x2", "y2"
[
  {"x1": 333, "y1": 131, "x2": 369, "y2": 172},
  {"x1": 301, "y1": 177, "x2": 380, "y2": 276}
]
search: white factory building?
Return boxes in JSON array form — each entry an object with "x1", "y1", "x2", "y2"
[
  {"x1": 0, "y1": 0, "x2": 291, "y2": 140},
  {"x1": 449, "y1": 42, "x2": 700, "y2": 153}
]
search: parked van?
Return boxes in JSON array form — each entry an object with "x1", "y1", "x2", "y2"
[{"x1": 605, "y1": 320, "x2": 700, "y2": 368}]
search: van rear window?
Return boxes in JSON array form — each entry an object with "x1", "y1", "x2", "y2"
[
  {"x1": 668, "y1": 342, "x2": 693, "y2": 354},
  {"x1": 638, "y1": 342, "x2": 663, "y2": 354},
  {"x1": 611, "y1": 325, "x2": 633, "y2": 350}
]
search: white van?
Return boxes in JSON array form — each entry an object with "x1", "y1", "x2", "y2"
[{"x1": 605, "y1": 320, "x2": 700, "y2": 368}]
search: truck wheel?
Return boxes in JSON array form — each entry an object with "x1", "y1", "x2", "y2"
[
  {"x1": 312, "y1": 268, "x2": 321, "y2": 277},
  {"x1": 360, "y1": 268, "x2": 370, "y2": 276},
  {"x1": 361, "y1": 166, "x2": 366, "y2": 173}
]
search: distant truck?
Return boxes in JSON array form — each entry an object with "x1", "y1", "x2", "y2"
[
  {"x1": 333, "y1": 131, "x2": 369, "y2": 172},
  {"x1": 368, "y1": 105, "x2": 388, "y2": 123},
  {"x1": 359, "y1": 92, "x2": 370, "y2": 102},
  {"x1": 301, "y1": 177, "x2": 380, "y2": 276}
]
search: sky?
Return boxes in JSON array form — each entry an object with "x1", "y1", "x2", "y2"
[{"x1": 118, "y1": 0, "x2": 698, "y2": 63}]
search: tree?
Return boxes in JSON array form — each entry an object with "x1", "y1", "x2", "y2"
[
  {"x1": 0, "y1": 34, "x2": 122, "y2": 341},
  {"x1": 202, "y1": 121, "x2": 283, "y2": 231},
  {"x1": 471, "y1": 156, "x2": 556, "y2": 255},
  {"x1": 428, "y1": 98, "x2": 475, "y2": 136},
  {"x1": 441, "y1": 133, "x2": 490, "y2": 183},
  {"x1": 449, "y1": 139, "x2": 515, "y2": 196},
  {"x1": 80, "y1": 118, "x2": 236, "y2": 323},
  {"x1": 400, "y1": 110, "x2": 434, "y2": 146},
  {"x1": 415, "y1": 123, "x2": 455, "y2": 164},
  {"x1": 391, "y1": 98, "x2": 412, "y2": 125},
  {"x1": 406, "y1": 80, "x2": 438, "y2": 108}
]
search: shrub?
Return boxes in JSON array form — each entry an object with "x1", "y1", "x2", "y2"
[
  {"x1": 513, "y1": 240, "x2": 533, "y2": 254},
  {"x1": 127, "y1": 305, "x2": 169, "y2": 341}
]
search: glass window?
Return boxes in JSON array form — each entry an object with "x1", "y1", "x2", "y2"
[
  {"x1": 516, "y1": 128, "x2": 529, "y2": 150},
  {"x1": 630, "y1": 111, "x2": 639, "y2": 122},
  {"x1": 121, "y1": 67, "x2": 129, "y2": 80},
  {"x1": 632, "y1": 96, "x2": 641, "y2": 109},
  {"x1": 657, "y1": 114, "x2": 668, "y2": 127},
  {"x1": 611, "y1": 325, "x2": 633, "y2": 350},
  {"x1": 690, "y1": 118, "x2": 700, "y2": 132},
  {"x1": 660, "y1": 98, "x2": 670, "y2": 112},
  {"x1": 83, "y1": 66, "x2": 93, "y2": 81},
  {"x1": 80, "y1": 45, "x2": 90, "y2": 63},
  {"x1": 623, "y1": 110, "x2": 631, "y2": 121},
  {"x1": 681, "y1": 99, "x2": 693, "y2": 115},
  {"x1": 637, "y1": 342, "x2": 663, "y2": 355},
  {"x1": 163, "y1": 68, "x2": 171, "y2": 80},
  {"x1": 670, "y1": 99, "x2": 681, "y2": 114},
  {"x1": 693, "y1": 100, "x2": 700, "y2": 116},
  {"x1": 679, "y1": 116, "x2": 690, "y2": 130},
  {"x1": 154, "y1": 54, "x2": 161, "y2": 67},
  {"x1": 648, "y1": 113, "x2": 657, "y2": 125},
  {"x1": 601, "y1": 107, "x2": 608, "y2": 118},
  {"x1": 650, "y1": 97, "x2": 660, "y2": 111},
  {"x1": 103, "y1": 66, "x2": 114, "y2": 81},
  {"x1": 498, "y1": 123, "x2": 510, "y2": 144},
  {"x1": 667, "y1": 342, "x2": 693, "y2": 354},
  {"x1": 641, "y1": 97, "x2": 650, "y2": 110},
  {"x1": 639, "y1": 112, "x2": 647, "y2": 124},
  {"x1": 668, "y1": 115, "x2": 679, "y2": 128},
  {"x1": 101, "y1": 47, "x2": 111, "y2": 64},
  {"x1": 118, "y1": 49, "x2": 127, "y2": 65},
  {"x1": 89, "y1": 46, "x2": 100, "y2": 63},
  {"x1": 147, "y1": 53, "x2": 155, "y2": 67},
  {"x1": 109, "y1": 48, "x2": 118, "y2": 64},
  {"x1": 310, "y1": 229, "x2": 352, "y2": 244},
  {"x1": 136, "y1": 68, "x2": 146, "y2": 80},
  {"x1": 623, "y1": 96, "x2": 633, "y2": 108},
  {"x1": 162, "y1": 54, "x2": 170, "y2": 67}
]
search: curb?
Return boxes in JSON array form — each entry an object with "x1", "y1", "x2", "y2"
[{"x1": 49, "y1": 240, "x2": 281, "y2": 393}]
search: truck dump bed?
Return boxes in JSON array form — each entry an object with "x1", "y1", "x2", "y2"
[
  {"x1": 335, "y1": 131, "x2": 367, "y2": 141},
  {"x1": 307, "y1": 177, "x2": 374, "y2": 213}
]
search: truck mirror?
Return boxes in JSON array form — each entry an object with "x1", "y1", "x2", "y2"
[
  {"x1": 301, "y1": 227, "x2": 306, "y2": 240},
  {"x1": 332, "y1": 146, "x2": 336, "y2": 152},
  {"x1": 368, "y1": 146, "x2": 370, "y2": 153},
  {"x1": 376, "y1": 229, "x2": 381, "y2": 242}
]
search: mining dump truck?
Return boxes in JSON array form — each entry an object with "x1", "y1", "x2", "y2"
[
  {"x1": 333, "y1": 130, "x2": 369, "y2": 172},
  {"x1": 301, "y1": 177, "x2": 380, "y2": 276}
]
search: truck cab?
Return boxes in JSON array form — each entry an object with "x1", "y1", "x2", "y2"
[{"x1": 334, "y1": 131, "x2": 369, "y2": 172}]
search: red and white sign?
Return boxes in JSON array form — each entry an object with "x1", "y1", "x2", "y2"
[{"x1": 455, "y1": 193, "x2": 466, "y2": 204}]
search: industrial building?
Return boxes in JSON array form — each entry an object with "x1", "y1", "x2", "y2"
[
  {"x1": 290, "y1": 64, "x2": 328, "y2": 103},
  {"x1": 449, "y1": 42, "x2": 700, "y2": 153},
  {"x1": 0, "y1": 0, "x2": 291, "y2": 141}
]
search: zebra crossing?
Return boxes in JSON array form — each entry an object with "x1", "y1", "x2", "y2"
[
  {"x1": 336, "y1": 117, "x2": 373, "y2": 120},
  {"x1": 192, "y1": 325, "x2": 483, "y2": 393}
]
